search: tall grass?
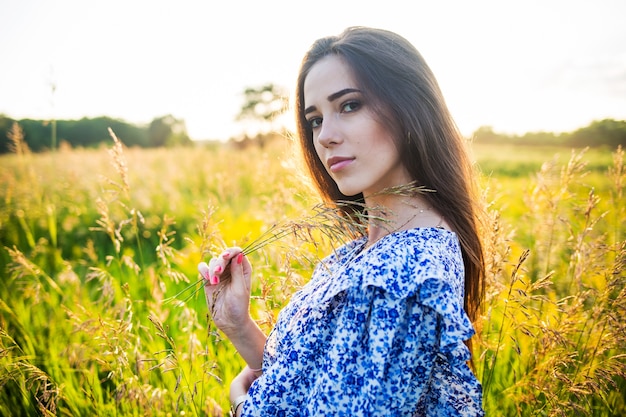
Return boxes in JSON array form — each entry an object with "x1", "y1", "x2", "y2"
[
  {"x1": 0, "y1": 127, "x2": 624, "y2": 416},
  {"x1": 478, "y1": 147, "x2": 626, "y2": 416}
]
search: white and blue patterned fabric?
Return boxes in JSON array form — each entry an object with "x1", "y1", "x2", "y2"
[{"x1": 242, "y1": 227, "x2": 484, "y2": 416}]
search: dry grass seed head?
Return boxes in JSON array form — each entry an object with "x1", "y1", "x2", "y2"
[
  {"x1": 7, "y1": 122, "x2": 30, "y2": 155},
  {"x1": 107, "y1": 128, "x2": 130, "y2": 198}
]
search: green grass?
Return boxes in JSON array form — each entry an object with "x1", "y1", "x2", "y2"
[{"x1": 0, "y1": 133, "x2": 624, "y2": 416}]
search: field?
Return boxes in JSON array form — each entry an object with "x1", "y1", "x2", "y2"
[{"x1": 0, "y1": 131, "x2": 624, "y2": 416}]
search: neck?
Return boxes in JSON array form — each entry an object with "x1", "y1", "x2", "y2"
[{"x1": 364, "y1": 193, "x2": 437, "y2": 247}]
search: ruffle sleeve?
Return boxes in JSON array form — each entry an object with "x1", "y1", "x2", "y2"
[{"x1": 319, "y1": 228, "x2": 474, "y2": 365}]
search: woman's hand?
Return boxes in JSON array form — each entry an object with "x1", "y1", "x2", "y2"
[
  {"x1": 229, "y1": 366, "x2": 258, "y2": 416},
  {"x1": 230, "y1": 366, "x2": 258, "y2": 397},
  {"x1": 200, "y1": 247, "x2": 267, "y2": 372},
  {"x1": 200, "y1": 247, "x2": 252, "y2": 337}
]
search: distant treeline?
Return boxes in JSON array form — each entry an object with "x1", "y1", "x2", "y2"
[
  {"x1": 1, "y1": 114, "x2": 625, "y2": 154},
  {"x1": 472, "y1": 118, "x2": 626, "y2": 148},
  {"x1": 0, "y1": 114, "x2": 192, "y2": 153}
]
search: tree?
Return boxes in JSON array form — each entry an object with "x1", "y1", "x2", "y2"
[
  {"x1": 147, "y1": 115, "x2": 191, "y2": 147},
  {"x1": 565, "y1": 119, "x2": 626, "y2": 148},
  {"x1": 472, "y1": 126, "x2": 507, "y2": 144},
  {"x1": 236, "y1": 83, "x2": 289, "y2": 137},
  {"x1": 0, "y1": 115, "x2": 191, "y2": 152}
]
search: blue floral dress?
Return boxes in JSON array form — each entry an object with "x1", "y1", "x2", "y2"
[{"x1": 242, "y1": 228, "x2": 484, "y2": 416}]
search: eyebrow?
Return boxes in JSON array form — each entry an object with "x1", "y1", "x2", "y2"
[{"x1": 304, "y1": 88, "x2": 362, "y2": 115}]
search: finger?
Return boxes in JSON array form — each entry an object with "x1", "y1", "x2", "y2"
[
  {"x1": 219, "y1": 247, "x2": 243, "y2": 263},
  {"x1": 201, "y1": 261, "x2": 215, "y2": 309},
  {"x1": 198, "y1": 261, "x2": 211, "y2": 283},
  {"x1": 209, "y1": 258, "x2": 223, "y2": 285},
  {"x1": 229, "y1": 251, "x2": 251, "y2": 296},
  {"x1": 212, "y1": 247, "x2": 241, "y2": 282},
  {"x1": 201, "y1": 258, "x2": 218, "y2": 288}
]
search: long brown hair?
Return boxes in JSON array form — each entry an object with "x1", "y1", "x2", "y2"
[{"x1": 294, "y1": 26, "x2": 485, "y2": 330}]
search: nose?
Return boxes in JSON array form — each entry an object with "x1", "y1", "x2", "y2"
[{"x1": 316, "y1": 118, "x2": 341, "y2": 148}]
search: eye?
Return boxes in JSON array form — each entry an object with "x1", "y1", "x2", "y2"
[
  {"x1": 307, "y1": 116, "x2": 322, "y2": 129},
  {"x1": 341, "y1": 100, "x2": 361, "y2": 113}
]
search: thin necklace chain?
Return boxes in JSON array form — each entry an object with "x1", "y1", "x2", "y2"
[{"x1": 365, "y1": 204, "x2": 433, "y2": 248}]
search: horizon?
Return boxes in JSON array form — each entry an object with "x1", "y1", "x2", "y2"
[{"x1": 3, "y1": 113, "x2": 623, "y2": 143}]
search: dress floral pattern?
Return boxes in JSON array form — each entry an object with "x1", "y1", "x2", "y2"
[{"x1": 242, "y1": 227, "x2": 484, "y2": 416}]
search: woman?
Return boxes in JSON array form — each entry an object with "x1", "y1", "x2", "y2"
[{"x1": 202, "y1": 26, "x2": 485, "y2": 416}]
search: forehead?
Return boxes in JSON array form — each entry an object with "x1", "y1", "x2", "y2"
[{"x1": 303, "y1": 55, "x2": 356, "y2": 107}]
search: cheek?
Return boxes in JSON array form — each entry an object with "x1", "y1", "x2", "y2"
[
  {"x1": 309, "y1": 141, "x2": 327, "y2": 173},
  {"x1": 312, "y1": 140, "x2": 324, "y2": 160}
]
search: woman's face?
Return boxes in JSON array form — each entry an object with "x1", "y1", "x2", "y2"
[{"x1": 303, "y1": 55, "x2": 411, "y2": 198}]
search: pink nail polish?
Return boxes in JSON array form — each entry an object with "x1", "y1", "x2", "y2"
[
  {"x1": 211, "y1": 275, "x2": 220, "y2": 285},
  {"x1": 222, "y1": 252, "x2": 230, "y2": 259},
  {"x1": 215, "y1": 265, "x2": 223, "y2": 273},
  {"x1": 237, "y1": 253, "x2": 244, "y2": 264},
  {"x1": 198, "y1": 262, "x2": 210, "y2": 280}
]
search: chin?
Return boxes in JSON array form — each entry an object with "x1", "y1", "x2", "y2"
[{"x1": 336, "y1": 184, "x2": 362, "y2": 198}]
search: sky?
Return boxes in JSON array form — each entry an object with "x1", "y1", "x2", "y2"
[{"x1": 1, "y1": 0, "x2": 625, "y2": 141}]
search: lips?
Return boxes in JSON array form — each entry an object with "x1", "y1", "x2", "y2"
[{"x1": 327, "y1": 156, "x2": 355, "y2": 173}]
